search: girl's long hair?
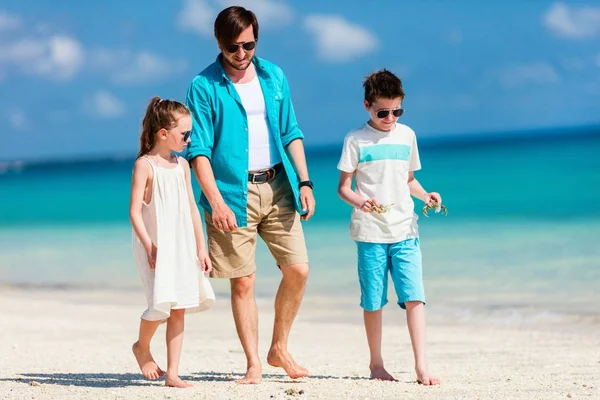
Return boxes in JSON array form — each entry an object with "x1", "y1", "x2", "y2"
[{"x1": 137, "y1": 97, "x2": 190, "y2": 159}]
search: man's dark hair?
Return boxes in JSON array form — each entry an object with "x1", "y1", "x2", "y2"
[
  {"x1": 363, "y1": 69, "x2": 405, "y2": 105},
  {"x1": 214, "y1": 6, "x2": 259, "y2": 45}
]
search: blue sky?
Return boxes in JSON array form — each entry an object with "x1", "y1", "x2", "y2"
[{"x1": 1, "y1": 0, "x2": 599, "y2": 161}]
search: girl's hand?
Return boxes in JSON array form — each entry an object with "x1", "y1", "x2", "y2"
[
  {"x1": 197, "y1": 248, "x2": 212, "y2": 274},
  {"x1": 146, "y1": 244, "x2": 157, "y2": 270},
  {"x1": 424, "y1": 192, "x2": 442, "y2": 206},
  {"x1": 359, "y1": 198, "x2": 379, "y2": 213}
]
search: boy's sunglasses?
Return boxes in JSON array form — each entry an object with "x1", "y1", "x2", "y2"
[
  {"x1": 376, "y1": 108, "x2": 404, "y2": 119},
  {"x1": 225, "y1": 41, "x2": 257, "y2": 54},
  {"x1": 183, "y1": 131, "x2": 191, "y2": 141}
]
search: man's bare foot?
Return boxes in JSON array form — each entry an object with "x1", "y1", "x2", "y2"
[
  {"x1": 165, "y1": 375, "x2": 193, "y2": 388},
  {"x1": 235, "y1": 365, "x2": 262, "y2": 385},
  {"x1": 416, "y1": 368, "x2": 440, "y2": 386},
  {"x1": 267, "y1": 347, "x2": 309, "y2": 379},
  {"x1": 370, "y1": 365, "x2": 397, "y2": 381},
  {"x1": 132, "y1": 342, "x2": 164, "y2": 380}
]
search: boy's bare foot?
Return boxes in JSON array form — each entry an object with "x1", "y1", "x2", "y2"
[
  {"x1": 235, "y1": 365, "x2": 262, "y2": 385},
  {"x1": 416, "y1": 368, "x2": 440, "y2": 386},
  {"x1": 132, "y1": 342, "x2": 164, "y2": 380},
  {"x1": 267, "y1": 347, "x2": 309, "y2": 379},
  {"x1": 165, "y1": 375, "x2": 193, "y2": 388},
  {"x1": 369, "y1": 365, "x2": 397, "y2": 381}
]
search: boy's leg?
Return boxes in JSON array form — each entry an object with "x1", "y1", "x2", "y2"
[
  {"x1": 357, "y1": 242, "x2": 395, "y2": 381},
  {"x1": 405, "y1": 301, "x2": 439, "y2": 385},
  {"x1": 389, "y1": 238, "x2": 439, "y2": 385},
  {"x1": 165, "y1": 309, "x2": 192, "y2": 388},
  {"x1": 132, "y1": 318, "x2": 164, "y2": 380}
]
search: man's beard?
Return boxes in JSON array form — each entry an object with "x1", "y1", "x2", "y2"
[{"x1": 223, "y1": 55, "x2": 252, "y2": 71}]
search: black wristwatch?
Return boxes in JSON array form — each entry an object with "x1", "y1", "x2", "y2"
[{"x1": 299, "y1": 180, "x2": 314, "y2": 190}]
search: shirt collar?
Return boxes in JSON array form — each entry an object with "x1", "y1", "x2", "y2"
[{"x1": 215, "y1": 54, "x2": 269, "y2": 83}]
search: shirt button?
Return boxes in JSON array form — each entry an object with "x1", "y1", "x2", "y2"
[
  {"x1": 245, "y1": 149, "x2": 248, "y2": 152},
  {"x1": 244, "y1": 127, "x2": 248, "y2": 131}
]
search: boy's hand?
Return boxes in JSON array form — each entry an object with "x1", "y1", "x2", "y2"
[
  {"x1": 424, "y1": 192, "x2": 442, "y2": 206},
  {"x1": 359, "y1": 198, "x2": 380, "y2": 213},
  {"x1": 197, "y1": 248, "x2": 212, "y2": 274}
]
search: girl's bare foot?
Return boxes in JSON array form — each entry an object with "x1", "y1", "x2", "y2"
[
  {"x1": 370, "y1": 364, "x2": 397, "y2": 381},
  {"x1": 165, "y1": 375, "x2": 193, "y2": 388},
  {"x1": 416, "y1": 367, "x2": 440, "y2": 385},
  {"x1": 132, "y1": 342, "x2": 164, "y2": 380},
  {"x1": 235, "y1": 365, "x2": 262, "y2": 385}
]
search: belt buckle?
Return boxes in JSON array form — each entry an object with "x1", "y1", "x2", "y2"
[{"x1": 251, "y1": 173, "x2": 258, "y2": 184}]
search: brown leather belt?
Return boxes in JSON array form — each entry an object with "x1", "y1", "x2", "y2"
[{"x1": 248, "y1": 163, "x2": 283, "y2": 184}]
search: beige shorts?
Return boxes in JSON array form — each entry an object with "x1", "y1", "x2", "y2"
[{"x1": 205, "y1": 171, "x2": 309, "y2": 279}]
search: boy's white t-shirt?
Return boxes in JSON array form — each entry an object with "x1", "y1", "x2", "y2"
[{"x1": 337, "y1": 122, "x2": 421, "y2": 243}]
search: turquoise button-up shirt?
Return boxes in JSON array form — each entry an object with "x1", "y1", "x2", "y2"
[{"x1": 185, "y1": 56, "x2": 305, "y2": 227}]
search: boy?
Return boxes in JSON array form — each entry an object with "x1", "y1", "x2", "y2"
[{"x1": 337, "y1": 69, "x2": 441, "y2": 385}]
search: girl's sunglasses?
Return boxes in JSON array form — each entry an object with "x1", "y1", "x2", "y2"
[
  {"x1": 183, "y1": 131, "x2": 191, "y2": 141},
  {"x1": 376, "y1": 108, "x2": 404, "y2": 119},
  {"x1": 225, "y1": 41, "x2": 257, "y2": 54}
]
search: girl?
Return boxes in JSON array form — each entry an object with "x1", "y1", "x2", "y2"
[{"x1": 129, "y1": 97, "x2": 215, "y2": 388}]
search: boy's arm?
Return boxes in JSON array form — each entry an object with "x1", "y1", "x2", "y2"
[
  {"x1": 129, "y1": 159, "x2": 153, "y2": 254},
  {"x1": 337, "y1": 171, "x2": 377, "y2": 212},
  {"x1": 408, "y1": 171, "x2": 442, "y2": 205}
]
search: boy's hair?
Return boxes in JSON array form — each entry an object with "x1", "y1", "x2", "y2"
[
  {"x1": 137, "y1": 97, "x2": 190, "y2": 159},
  {"x1": 214, "y1": 6, "x2": 259, "y2": 46},
  {"x1": 363, "y1": 69, "x2": 405, "y2": 105}
]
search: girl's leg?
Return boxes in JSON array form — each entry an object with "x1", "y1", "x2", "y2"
[
  {"x1": 133, "y1": 318, "x2": 164, "y2": 380},
  {"x1": 165, "y1": 309, "x2": 192, "y2": 388},
  {"x1": 364, "y1": 309, "x2": 396, "y2": 381}
]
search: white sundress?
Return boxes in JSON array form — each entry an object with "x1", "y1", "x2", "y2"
[{"x1": 132, "y1": 156, "x2": 215, "y2": 321}]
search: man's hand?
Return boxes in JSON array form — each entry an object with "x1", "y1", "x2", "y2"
[
  {"x1": 211, "y1": 202, "x2": 238, "y2": 232},
  {"x1": 300, "y1": 186, "x2": 315, "y2": 221}
]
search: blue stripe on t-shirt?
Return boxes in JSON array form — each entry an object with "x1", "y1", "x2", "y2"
[{"x1": 358, "y1": 144, "x2": 411, "y2": 163}]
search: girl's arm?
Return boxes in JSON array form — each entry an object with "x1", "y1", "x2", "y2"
[
  {"x1": 129, "y1": 159, "x2": 153, "y2": 253},
  {"x1": 181, "y1": 158, "x2": 206, "y2": 252}
]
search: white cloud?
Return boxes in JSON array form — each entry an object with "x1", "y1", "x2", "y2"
[
  {"x1": 90, "y1": 49, "x2": 188, "y2": 85},
  {"x1": 0, "y1": 35, "x2": 84, "y2": 81},
  {"x1": 543, "y1": 2, "x2": 600, "y2": 39},
  {"x1": 498, "y1": 63, "x2": 559, "y2": 89},
  {"x1": 84, "y1": 91, "x2": 126, "y2": 119},
  {"x1": 303, "y1": 15, "x2": 378, "y2": 63},
  {"x1": 0, "y1": 11, "x2": 21, "y2": 31},
  {"x1": 8, "y1": 109, "x2": 29, "y2": 130},
  {"x1": 177, "y1": 0, "x2": 215, "y2": 37},
  {"x1": 178, "y1": 0, "x2": 294, "y2": 37},
  {"x1": 217, "y1": 0, "x2": 293, "y2": 27}
]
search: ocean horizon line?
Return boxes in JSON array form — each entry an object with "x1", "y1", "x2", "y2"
[{"x1": 1, "y1": 122, "x2": 599, "y2": 169}]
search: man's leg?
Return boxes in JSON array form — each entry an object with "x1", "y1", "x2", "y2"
[
  {"x1": 266, "y1": 262, "x2": 309, "y2": 379},
  {"x1": 230, "y1": 273, "x2": 262, "y2": 384}
]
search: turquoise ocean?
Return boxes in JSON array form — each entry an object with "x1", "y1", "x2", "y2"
[{"x1": 1, "y1": 130, "x2": 599, "y2": 329}]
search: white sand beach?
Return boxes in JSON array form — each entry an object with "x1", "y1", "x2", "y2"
[{"x1": 0, "y1": 287, "x2": 598, "y2": 400}]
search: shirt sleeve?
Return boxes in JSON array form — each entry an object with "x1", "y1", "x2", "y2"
[
  {"x1": 337, "y1": 135, "x2": 359, "y2": 173},
  {"x1": 185, "y1": 79, "x2": 214, "y2": 162},
  {"x1": 410, "y1": 132, "x2": 422, "y2": 172},
  {"x1": 279, "y1": 73, "x2": 304, "y2": 147}
]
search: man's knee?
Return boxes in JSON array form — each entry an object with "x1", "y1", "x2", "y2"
[
  {"x1": 281, "y1": 263, "x2": 309, "y2": 283},
  {"x1": 230, "y1": 274, "x2": 256, "y2": 298}
]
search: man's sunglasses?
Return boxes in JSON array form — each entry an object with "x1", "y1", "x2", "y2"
[
  {"x1": 376, "y1": 108, "x2": 404, "y2": 119},
  {"x1": 225, "y1": 41, "x2": 257, "y2": 54}
]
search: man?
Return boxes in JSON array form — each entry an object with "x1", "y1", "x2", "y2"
[{"x1": 185, "y1": 6, "x2": 315, "y2": 385}]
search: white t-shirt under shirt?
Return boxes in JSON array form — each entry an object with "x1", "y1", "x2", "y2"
[
  {"x1": 233, "y1": 76, "x2": 281, "y2": 171},
  {"x1": 337, "y1": 122, "x2": 422, "y2": 243}
]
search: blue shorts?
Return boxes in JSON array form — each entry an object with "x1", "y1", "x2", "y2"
[{"x1": 356, "y1": 238, "x2": 425, "y2": 311}]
